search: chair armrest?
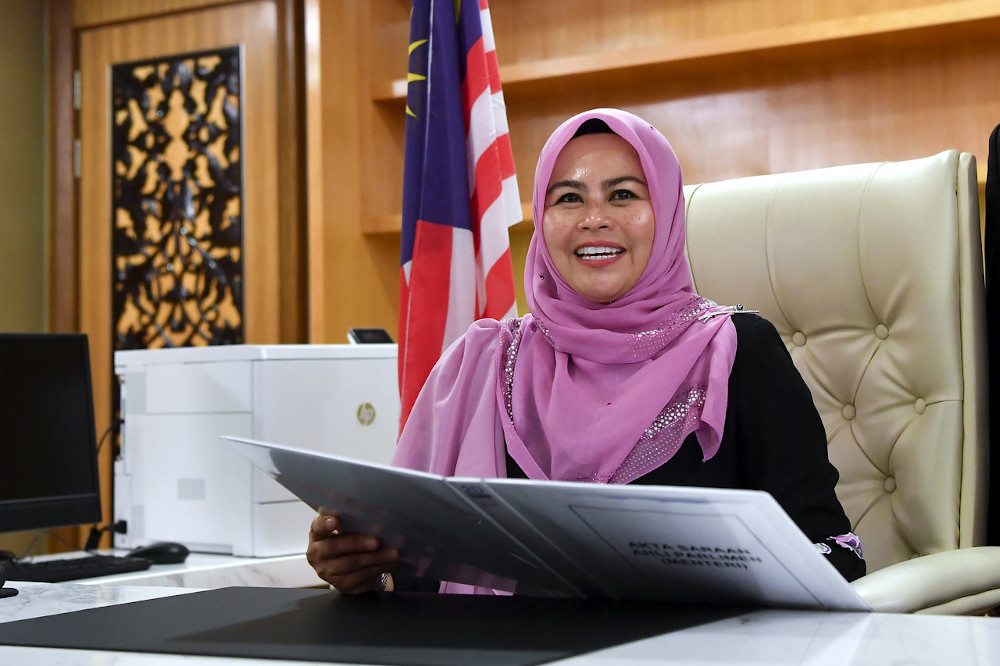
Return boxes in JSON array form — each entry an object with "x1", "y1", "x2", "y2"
[{"x1": 850, "y1": 546, "x2": 1000, "y2": 615}]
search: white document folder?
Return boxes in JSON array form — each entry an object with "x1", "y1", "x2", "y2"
[{"x1": 222, "y1": 435, "x2": 870, "y2": 611}]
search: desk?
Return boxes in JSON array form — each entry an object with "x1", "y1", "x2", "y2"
[
  {"x1": 563, "y1": 609, "x2": 1000, "y2": 664},
  {"x1": 10, "y1": 549, "x2": 320, "y2": 588},
  {"x1": 0, "y1": 581, "x2": 212, "y2": 665},
  {"x1": 84, "y1": 550, "x2": 320, "y2": 588},
  {"x1": 1, "y1": 581, "x2": 998, "y2": 665}
]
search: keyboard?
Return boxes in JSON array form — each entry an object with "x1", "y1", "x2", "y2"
[{"x1": 1, "y1": 554, "x2": 153, "y2": 583}]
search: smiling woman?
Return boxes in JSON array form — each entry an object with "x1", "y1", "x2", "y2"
[{"x1": 307, "y1": 108, "x2": 866, "y2": 595}]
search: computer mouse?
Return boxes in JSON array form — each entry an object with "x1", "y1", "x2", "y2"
[{"x1": 127, "y1": 541, "x2": 190, "y2": 565}]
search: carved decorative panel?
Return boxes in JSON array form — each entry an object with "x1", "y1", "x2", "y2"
[{"x1": 111, "y1": 46, "x2": 244, "y2": 349}]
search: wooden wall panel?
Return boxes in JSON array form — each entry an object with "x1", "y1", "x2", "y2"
[
  {"x1": 76, "y1": 0, "x2": 283, "y2": 537},
  {"x1": 501, "y1": 42, "x2": 1000, "y2": 190},
  {"x1": 487, "y1": 0, "x2": 978, "y2": 64},
  {"x1": 296, "y1": 1, "x2": 1000, "y2": 340},
  {"x1": 73, "y1": 0, "x2": 240, "y2": 28},
  {"x1": 307, "y1": 0, "x2": 401, "y2": 342},
  {"x1": 305, "y1": 0, "x2": 326, "y2": 341},
  {"x1": 48, "y1": 0, "x2": 77, "y2": 334},
  {"x1": 276, "y1": 0, "x2": 308, "y2": 343}
]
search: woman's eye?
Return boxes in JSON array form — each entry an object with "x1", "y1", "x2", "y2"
[
  {"x1": 610, "y1": 189, "x2": 636, "y2": 201},
  {"x1": 554, "y1": 192, "x2": 582, "y2": 204}
]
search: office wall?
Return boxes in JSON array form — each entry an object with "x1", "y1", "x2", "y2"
[
  {"x1": 306, "y1": 0, "x2": 1000, "y2": 343},
  {"x1": 43, "y1": 0, "x2": 999, "y2": 344},
  {"x1": 0, "y1": 0, "x2": 46, "y2": 556},
  {"x1": 0, "y1": 0, "x2": 46, "y2": 334}
]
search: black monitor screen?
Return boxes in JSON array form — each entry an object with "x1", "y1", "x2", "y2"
[{"x1": 0, "y1": 333, "x2": 102, "y2": 533}]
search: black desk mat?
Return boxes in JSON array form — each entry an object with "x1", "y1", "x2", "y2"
[{"x1": 0, "y1": 587, "x2": 748, "y2": 665}]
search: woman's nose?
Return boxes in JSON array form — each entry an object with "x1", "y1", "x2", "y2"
[{"x1": 580, "y1": 203, "x2": 611, "y2": 230}]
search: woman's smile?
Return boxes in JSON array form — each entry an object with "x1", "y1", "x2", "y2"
[{"x1": 574, "y1": 243, "x2": 625, "y2": 262}]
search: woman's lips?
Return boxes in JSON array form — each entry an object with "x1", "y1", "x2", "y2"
[{"x1": 575, "y1": 245, "x2": 625, "y2": 261}]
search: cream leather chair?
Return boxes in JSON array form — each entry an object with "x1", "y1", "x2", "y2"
[{"x1": 683, "y1": 151, "x2": 1000, "y2": 614}]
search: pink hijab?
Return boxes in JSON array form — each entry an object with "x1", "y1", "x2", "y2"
[
  {"x1": 502, "y1": 108, "x2": 737, "y2": 483},
  {"x1": 394, "y1": 108, "x2": 737, "y2": 485},
  {"x1": 392, "y1": 109, "x2": 738, "y2": 594}
]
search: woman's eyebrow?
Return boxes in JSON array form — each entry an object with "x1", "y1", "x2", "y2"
[
  {"x1": 603, "y1": 175, "x2": 647, "y2": 189},
  {"x1": 546, "y1": 179, "x2": 584, "y2": 196},
  {"x1": 546, "y1": 175, "x2": 647, "y2": 197}
]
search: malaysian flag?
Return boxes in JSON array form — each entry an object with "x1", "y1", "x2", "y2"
[{"x1": 399, "y1": 0, "x2": 520, "y2": 428}]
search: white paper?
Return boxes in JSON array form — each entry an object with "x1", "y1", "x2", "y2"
[{"x1": 223, "y1": 436, "x2": 870, "y2": 611}]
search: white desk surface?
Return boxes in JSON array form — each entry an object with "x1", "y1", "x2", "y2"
[
  {"x1": 556, "y1": 608, "x2": 1000, "y2": 665},
  {"x1": 1, "y1": 580, "x2": 999, "y2": 665},
  {"x1": 6, "y1": 549, "x2": 320, "y2": 589},
  {"x1": 87, "y1": 550, "x2": 319, "y2": 588}
]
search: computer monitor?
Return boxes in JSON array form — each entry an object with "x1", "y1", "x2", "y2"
[{"x1": 0, "y1": 333, "x2": 102, "y2": 534}]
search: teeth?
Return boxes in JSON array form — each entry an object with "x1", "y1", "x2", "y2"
[{"x1": 576, "y1": 246, "x2": 623, "y2": 259}]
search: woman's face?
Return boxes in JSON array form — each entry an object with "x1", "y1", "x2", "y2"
[{"x1": 542, "y1": 133, "x2": 655, "y2": 304}]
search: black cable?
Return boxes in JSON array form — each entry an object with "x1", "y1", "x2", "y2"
[
  {"x1": 84, "y1": 520, "x2": 128, "y2": 552},
  {"x1": 95, "y1": 417, "x2": 124, "y2": 454},
  {"x1": 15, "y1": 533, "x2": 45, "y2": 561}
]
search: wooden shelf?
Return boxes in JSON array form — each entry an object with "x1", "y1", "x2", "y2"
[
  {"x1": 364, "y1": 0, "x2": 998, "y2": 236},
  {"x1": 371, "y1": 0, "x2": 1000, "y2": 103},
  {"x1": 365, "y1": 202, "x2": 535, "y2": 236}
]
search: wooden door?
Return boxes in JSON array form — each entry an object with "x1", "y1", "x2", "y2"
[{"x1": 76, "y1": 0, "x2": 296, "y2": 536}]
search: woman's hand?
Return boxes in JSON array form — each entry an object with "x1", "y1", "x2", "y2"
[{"x1": 306, "y1": 512, "x2": 399, "y2": 594}]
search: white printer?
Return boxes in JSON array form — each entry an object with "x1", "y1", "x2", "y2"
[{"x1": 113, "y1": 344, "x2": 399, "y2": 557}]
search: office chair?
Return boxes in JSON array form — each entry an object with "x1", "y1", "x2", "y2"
[
  {"x1": 985, "y1": 123, "x2": 999, "y2": 549},
  {"x1": 683, "y1": 150, "x2": 1000, "y2": 614}
]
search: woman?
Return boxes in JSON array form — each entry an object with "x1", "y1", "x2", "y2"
[{"x1": 307, "y1": 108, "x2": 865, "y2": 594}]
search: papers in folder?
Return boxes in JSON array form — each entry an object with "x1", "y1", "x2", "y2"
[{"x1": 222, "y1": 436, "x2": 870, "y2": 611}]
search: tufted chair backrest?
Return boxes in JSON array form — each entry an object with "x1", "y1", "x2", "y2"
[{"x1": 683, "y1": 151, "x2": 988, "y2": 574}]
